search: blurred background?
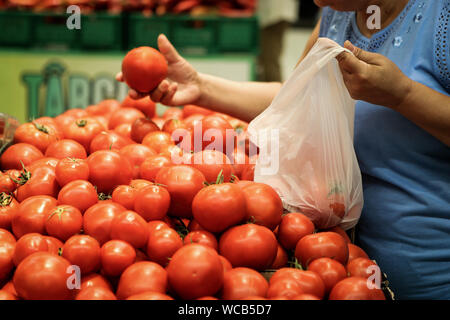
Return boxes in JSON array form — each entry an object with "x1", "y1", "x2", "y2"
[{"x1": 0, "y1": 0, "x2": 321, "y2": 123}]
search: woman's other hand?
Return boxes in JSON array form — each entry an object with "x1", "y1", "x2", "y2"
[
  {"x1": 336, "y1": 40, "x2": 412, "y2": 110},
  {"x1": 116, "y1": 34, "x2": 202, "y2": 106}
]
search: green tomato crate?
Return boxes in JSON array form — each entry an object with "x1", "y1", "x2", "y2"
[
  {"x1": 0, "y1": 10, "x2": 123, "y2": 51},
  {"x1": 128, "y1": 14, "x2": 260, "y2": 55}
]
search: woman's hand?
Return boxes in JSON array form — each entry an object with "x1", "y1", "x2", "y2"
[
  {"x1": 116, "y1": 34, "x2": 202, "y2": 106},
  {"x1": 336, "y1": 40, "x2": 412, "y2": 110}
]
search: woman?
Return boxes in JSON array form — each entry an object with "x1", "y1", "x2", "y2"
[{"x1": 117, "y1": 0, "x2": 450, "y2": 299}]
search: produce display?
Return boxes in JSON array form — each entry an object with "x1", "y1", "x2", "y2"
[
  {"x1": 0, "y1": 0, "x2": 257, "y2": 16},
  {"x1": 0, "y1": 45, "x2": 391, "y2": 301}
]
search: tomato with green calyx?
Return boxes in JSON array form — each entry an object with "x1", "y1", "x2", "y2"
[
  {"x1": 12, "y1": 195, "x2": 57, "y2": 239},
  {"x1": 45, "y1": 205, "x2": 83, "y2": 242}
]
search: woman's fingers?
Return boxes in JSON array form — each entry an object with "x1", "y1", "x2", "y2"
[
  {"x1": 128, "y1": 89, "x2": 147, "y2": 100},
  {"x1": 150, "y1": 80, "x2": 171, "y2": 102},
  {"x1": 116, "y1": 72, "x2": 124, "y2": 82},
  {"x1": 160, "y1": 83, "x2": 178, "y2": 106},
  {"x1": 158, "y1": 34, "x2": 182, "y2": 64}
]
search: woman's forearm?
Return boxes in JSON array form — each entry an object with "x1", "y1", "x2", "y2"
[
  {"x1": 395, "y1": 80, "x2": 450, "y2": 146},
  {"x1": 196, "y1": 73, "x2": 282, "y2": 122}
]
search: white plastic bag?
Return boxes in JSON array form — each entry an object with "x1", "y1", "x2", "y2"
[{"x1": 248, "y1": 38, "x2": 363, "y2": 230}]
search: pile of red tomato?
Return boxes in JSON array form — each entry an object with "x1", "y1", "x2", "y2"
[
  {"x1": 1, "y1": 0, "x2": 257, "y2": 16},
  {"x1": 0, "y1": 98, "x2": 387, "y2": 300}
]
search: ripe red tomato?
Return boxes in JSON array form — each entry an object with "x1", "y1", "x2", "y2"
[
  {"x1": 87, "y1": 150, "x2": 133, "y2": 194},
  {"x1": 229, "y1": 148, "x2": 249, "y2": 179},
  {"x1": 62, "y1": 235, "x2": 101, "y2": 275},
  {"x1": 219, "y1": 224, "x2": 278, "y2": 271},
  {"x1": 219, "y1": 255, "x2": 233, "y2": 274},
  {"x1": 182, "y1": 105, "x2": 213, "y2": 118},
  {"x1": 45, "y1": 139, "x2": 87, "y2": 159},
  {"x1": 12, "y1": 233, "x2": 48, "y2": 266},
  {"x1": 75, "y1": 286, "x2": 117, "y2": 300},
  {"x1": 15, "y1": 164, "x2": 59, "y2": 202},
  {"x1": 44, "y1": 236, "x2": 63, "y2": 256},
  {"x1": 348, "y1": 243, "x2": 369, "y2": 263},
  {"x1": 191, "y1": 150, "x2": 234, "y2": 184},
  {"x1": 292, "y1": 293, "x2": 321, "y2": 300},
  {"x1": 324, "y1": 225, "x2": 352, "y2": 244},
  {"x1": 241, "y1": 183, "x2": 282, "y2": 231},
  {"x1": 267, "y1": 277, "x2": 304, "y2": 299},
  {"x1": 0, "y1": 229, "x2": 16, "y2": 244},
  {"x1": 187, "y1": 219, "x2": 206, "y2": 232},
  {"x1": 27, "y1": 157, "x2": 59, "y2": 171},
  {"x1": 62, "y1": 118, "x2": 104, "y2": 153},
  {"x1": 192, "y1": 183, "x2": 246, "y2": 233},
  {"x1": 308, "y1": 257, "x2": 347, "y2": 294},
  {"x1": 111, "y1": 185, "x2": 137, "y2": 210},
  {"x1": 0, "y1": 289, "x2": 17, "y2": 300},
  {"x1": 155, "y1": 165, "x2": 206, "y2": 218},
  {"x1": 133, "y1": 185, "x2": 170, "y2": 222},
  {"x1": 146, "y1": 227, "x2": 183, "y2": 267},
  {"x1": 55, "y1": 158, "x2": 90, "y2": 187},
  {"x1": 86, "y1": 100, "x2": 121, "y2": 118},
  {"x1": 127, "y1": 291, "x2": 173, "y2": 300},
  {"x1": 221, "y1": 267, "x2": 268, "y2": 300},
  {"x1": 183, "y1": 231, "x2": 218, "y2": 251},
  {"x1": 108, "y1": 108, "x2": 146, "y2": 130},
  {"x1": 163, "y1": 107, "x2": 183, "y2": 121},
  {"x1": 114, "y1": 123, "x2": 132, "y2": 139},
  {"x1": 0, "y1": 172, "x2": 16, "y2": 194},
  {"x1": 110, "y1": 211, "x2": 149, "y2": 249},
  {"x1": 45, "y1": 205, "x2": 83, "y2": 241},
  {"x1": 295, "y1": 232, "x2": 349, "y2": 267},
  {"x1": 13, "y1": 252, "x2": 73, "y2": 300},
  {"x1": 270, "y1": 244, "x2": 288, "y2": 269},
  {"x1": 0, "y1": 240, "x2": 15, "y2": 283},
  {"x1": 167, "y1": 244, "x2": 223, "y2": 300},
  {"x1": 14, "y1": 121, "x2": 60, "y2": 153},
  {"x1": 346, "y1": 258, "x2": 378, "y2": 279},
  {"x1": 122, "y1": 46, "x2": 168, "y2": 93},
  {"x1": 0, "y1": 143, "x2": 44, "y2": 170},
  {"x1": 57, "y1": 180, "x2": 98, "y2": 213},
  {"x1": 329, "y1": 277, "x2": 386, "y2": 300},
  {"x1": 0, "y1": 193, "x2": 18, "y2": 230},
  {"x1": 80, "y1": 273, "x2": 113, "y2": 292},
  {"x1": 269, "y1": 268, "x2": 325, "y2": 299},
  {"x1": 12, "y1": 195, "x2": 57, "y2": 238},
  {"x1": 162, "y1": 119, "x2": 190, "y2": 145},
  {"x1": 89, "y1": 130, "x2": 133, "y2": 153},
  {"x1": 101, "y1": 240, "x2": 136, "y2": 277},
  {"x1": 130, "y1": 118, "x2": 160, "y2": 144},
  {"x1": 122, "y1": 95, "x2": 156, "y2": 118},
  {"x1": 240, "y1": 164, "x2": 255, "y2": 181},
  {"x1": 184, "y1": 114, "x2": 205, "y2": 132},
  {"x1": 142, "y1": 131, "x2": 174, "y2": 154},
  {"x1": 119, "y1": 144, "x2": 156, "y2": 179},
  {"x1": 190, "y1": 115, "x2": 233, "y2": 153},
  {"x1": 139, "y1": 155, "x2": 172, "y2": 182},
  {"x1": 83, "y1": 202, "x2": 126, "y2": 245},
  {"x1": 278, "y1": 212, "x2": 315, "y2": 250},
  {"x1": 116, "y1": 261, "x2": 168, "y2": 300}
]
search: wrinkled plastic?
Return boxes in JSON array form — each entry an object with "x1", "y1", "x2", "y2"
[{"x1": 248, "y1": 38, "x2": 363, "y2": 230}]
